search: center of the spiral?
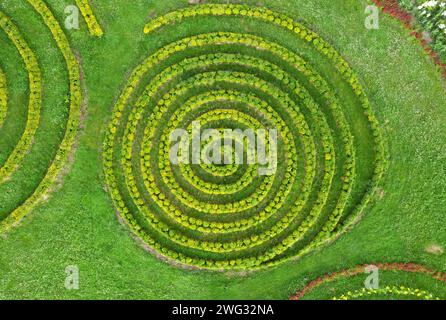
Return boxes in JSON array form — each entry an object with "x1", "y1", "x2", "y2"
[{"x1": 169, "y1": 120, "x2": 278, "y2": 176}]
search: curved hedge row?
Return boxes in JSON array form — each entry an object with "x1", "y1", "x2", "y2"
[
  {"x1": 400, "y1": 0, "x2": 446, "y2": 57},
  {"x1": 0, "y1": 67, "x2": 6, "y2": 128},
  {"x1": 104, "y1": 4, "x2": 386, "y2": 270},
  {"x1": 333, "y1": 286, "x2": 439, "y2": 300},
  {"x1": 291, "y1": 263, "x2": 446, "y2": 300},
  {"x1": 0, "y1": 11, "x2": 42, "y2": 182},
  {"x1": 75, "y1": 0, "x2": 103, "y2": 37},
  {"x1": 0, "y1": 0, "x2": 82, "y2": 233}
]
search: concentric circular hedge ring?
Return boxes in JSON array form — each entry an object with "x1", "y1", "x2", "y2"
[
  {"x1": 176, "y1": 107, "x2": 272, "y2": 196},
  {"x1": 103, "y1": 4, "x2": 386, "y2": 270},
  {"x1": 0, "y1": 0, "x2": 82, "y2": 233}
]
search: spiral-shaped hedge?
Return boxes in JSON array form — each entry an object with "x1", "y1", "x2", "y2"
[
  {"x1": 103, "y1": 4, "x2": 386, "y2": 270},
  {"x1": 0, "y1": 0, "x2": 81, "y2": 233}
]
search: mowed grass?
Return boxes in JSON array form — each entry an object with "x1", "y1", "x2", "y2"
[{"x1": 0, "y1": 0, "x2": 445, "y2": 299}]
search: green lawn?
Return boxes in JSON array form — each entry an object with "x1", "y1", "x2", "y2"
[
  {"x1": 0, "y1": 0, "x2": 445, "y2": 299},
  {"x1": 299, "y1": 268, "x2": 446, "y2": 300}
]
